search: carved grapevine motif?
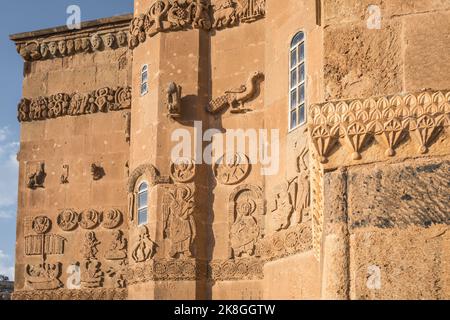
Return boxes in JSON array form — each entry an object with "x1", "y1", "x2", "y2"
[
  {"x1": 129, "y1": 0, "x2": 265, "y2": 50},
  {"x1": 17, "y1": 86, "x2": 131, "y2": 122}
]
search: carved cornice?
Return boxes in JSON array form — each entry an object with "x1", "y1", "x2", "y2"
[
  {"x1": 129, "y1": 0, "x2": 266, "y2": 49},
  {"x1": 309, "y1": 91, "x2": 450, "y2": 164},
  {"x1": 12, "y1": 288, "x2": 127, "y2": 300},
  {"x1": 11, "y1": 15, "x2": 132, "y2": 62},
  {"x1": 17, "y1": 86, "x2": 131, "y2": 122}
]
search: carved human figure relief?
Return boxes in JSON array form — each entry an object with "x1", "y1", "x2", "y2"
[
  {"x1": 162, "y1": 185, "x2": 196, "y2": 258},
  {"x1": 296, "y1": 147, "x2": 311, "y2": 223},
  {"x1": 170, "y1": 158, "x2": 196, "y2": 183},
  {"x1": 105, "y1": 230, "x2": 127, "y2": 261},
  {"x1": 228, "y1": 185, "x2": 265, "y2": 258},
  {"x1": 106, "y1": 260, "x2": 128, "y2": 288},
  {"x1": 214, "y1": 153, "x2": 250, "y2": 185},
  {"x1": 271, "y1": 181, "x2": 296, "y2": 231},
  {"x1": 57, "y1": 209, "x2": 79, "y2": 231},
  {"x1": 79, "y1": 209, "x2": 101, "y2": 229},
  {"x1": 206, "y1": 71, "x2": 264, "y2": 114},
  {"x1": 81, "y1": 259, "x2": 104, "y2": 288},
  {"x1": 25, "y1": 263, "x2": 63, "y2": 290},
  {"x1": 166, "y1": 82, "x2": 182, "y2": 119},
  {"x1": 131, "y1": 225, "x2": 156, "y2": 263},
  {"x1": 82, "y1": 231, "x2": 101, "y2": 260},
  {"x1": 27, "y1": 162, "x2": 46, "y2": 189},
  {"x1": 102, "y1": 209, "x2": 123, "y2": 229}
]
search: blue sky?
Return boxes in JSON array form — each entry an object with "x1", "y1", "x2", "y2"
[{"x1": 0, "y1": 0, "x2": 133, "y2": 280}]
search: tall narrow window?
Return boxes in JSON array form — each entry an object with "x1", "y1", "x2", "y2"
[
  {"x1": 289, "y1": 32, "x2": 306, "y2": 130},
  {"x1": 141, "y1": 64, "x2": 148, "y2": 96},
  {"x1": 137, "y1": 182, "x2": 148, "y2": 225}
]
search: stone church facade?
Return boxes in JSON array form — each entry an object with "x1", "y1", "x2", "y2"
[{"x1": 9, "y1": 0, "x2": 449, "y2": 300}]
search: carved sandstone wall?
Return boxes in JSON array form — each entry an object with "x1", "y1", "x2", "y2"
[{"x1": 12, "y1": 15, "x2": 132, "y2": 297}]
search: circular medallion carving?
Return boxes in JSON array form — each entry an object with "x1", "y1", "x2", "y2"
[
  {"x1": 170, "y1": 158, "x2": 196, "y2": 183},
  {"x1": 214, "y1": 153, "x2": 250, "y2": 185},
  {"x1": 32, "y1": 216, "x2": 51, "y2": 234},
  {"x1": 102, "y1": 209, "x2": 123, "y2": 229},
  {"x1": 57, "y1": 210, "x2": 79, "y2": 231},
  {"x1": 79, "y1": 209, "x2": 101, "y2": 229}
]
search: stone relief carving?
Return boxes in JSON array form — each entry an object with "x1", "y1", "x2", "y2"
[
  {"x1": 18, "y1": 86, "x2": 131, "y2": 122},
  {"x1": 129, "y1": 0, "x2": 264, "y2": 49},
  {"x1": 228, "y1": 184, "x2": 265, "y2": 258},
  {"x1": 162, "y1": 184, "x2": 196, "y2": 258},
  {"x1": 131, "y1": 225, "x2": 157, "y2": 263},
  {"x1": 60, "y1": 164, "x2": 69, "y2": 184},
  {"x1": 166, "y1": 82, "x2": 183, "y2": 119},
  {"x1": 128, "y1": 259, "x2": 203, "y2": 283},
  {"x1": 12, "y1": 288, "x2": 127, "y2": 300},
  {"x1": 80, "y1": 210, "x2": 101, "y2": 230},
  {"x1": 105, "y1": 230, "x2": 128, "y2": 261},
  {"x1": 270, "y1": 180, "x2": 296, "y2": 232},
  {"x1": 123, "y1": 111, "x2": 131, "y2": 145},
  {"x1": 296, "y1": 147, "x2": 311, "y2": 223},
  {"x1": 81, "y1": 260, "x2": 104, "y2": 289},
  {"x1": 310, "y1": 150, "x2": 324, "y2": 260},
  {"x1": 57, "y1": 209, "x2": 79, "y2": 231},
  {"x1": 214, "y1": 152, "x2": 250, "y2": 185},
  {"x1": 102, "y1": 209, "x2": 123, "y2": 229},
  {"x1": 309, "y1": 91, "x2": 450, "y2": 163},
  {"x1": 27, "y1": 162, "x2": 46, "y2": 189},
  {"x1": 82, "y1": 231, "x2": 101, "y2": 260},
  {"x1": 206, "y1": 71, "x2": 264, "y2": 114},
  {"x1": 16, "y1": 30, "x2": 129, "y2": 61},
  {"x1": 25, "y1": 216, "x2": 66, "y2": 257},
  {"x1": 25, "y1": 263, "x2": 63, "y2": 291},
  {"x1": 170, "y1": 158, "x2": 196, "y2": 183},
  {"x1": 91, "y1": 163, "x2": 105, "y2": 181},
  {"x1": 106, "y1": 260, "x2": 128, "y2": 288},
  {"x1": 208, "y1": 258, "x2": 264, "y2": 281}
]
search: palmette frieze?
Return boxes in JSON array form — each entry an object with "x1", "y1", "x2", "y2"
[
  {"x1": 309, "y1": 90, "x2": 450, "y2": 163},
  {"x1": 18, "y1": 86, "x2": 131, "y2": 122}
]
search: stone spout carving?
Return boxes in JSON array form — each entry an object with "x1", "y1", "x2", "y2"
[
  {"x1": 229, "y1": 185, "x2": 265, "y2": 258},
  {"x1": 25, "y1": 263, "x2": 63, "y2": 290},
  {"x1": 27, "y1": 162, "x2": 46, "y2": 189},
  {"x1": 131, "y1": 225, "x2": 157, "y2": 263},
  {"x1": 166, "y1": 82, "x2": 183, "y2": 119},
  {"x1": 309, "y1": 90, "x2": 450, "y2": 163},
  {"x1": 207, "y1": 71, "x2": 264, "y2": 114},
  {"x1": 129, "y1": 0, "x2": 264, "y2": 49},
  {"x1": 18, "y1": 86, "x2": 131, "y2": 122},
  {"x1": 162, "y1": 185, "x2": 196, "y2": 258},
  {"x1": 105, "y1": 230, "x2": 128, "y2": 261}
]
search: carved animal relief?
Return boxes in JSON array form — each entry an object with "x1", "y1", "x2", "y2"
[
  {"x1": 91, "y1": 164, "x2": 105, "y2": 181},
  {"x1": 129, "y1": 0, "x2": 265, "y2": 49},
  {"x1": 207, "y1": 71, "x2": 264, "y2": 114},
  {"x1": 18, "y1": 86, "x2": 131, "y2": 122},
  {"x1": 60, "y1": 165, "x2": 69, "y2": 184},
  {"x1": 27, "y1": 162, "x2": 46, "y2": 189},
  {"x1": 162, "y1": 185, "x2": 196, "y2": 258}
]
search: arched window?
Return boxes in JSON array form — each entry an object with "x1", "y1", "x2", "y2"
[
  {"x1": 141, "y1": 64, "x2": 148, "y2": 96},
  {"x1": 137, "y1": 182, "x2": 148, "y2": 225},
  {"x1": 289, "y1": 31, "x2": 306, "y2": 130}
]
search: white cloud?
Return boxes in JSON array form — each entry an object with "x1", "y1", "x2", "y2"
[
  {"x1": 0, "y1": 250, "x2": 14, "y2": 280},
  {"x1": 0, "y1": 210, "x2": 13, "y2": 219},
  {"x1": 0, "y1": 127, "x2": 9, "y2": 142}
]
